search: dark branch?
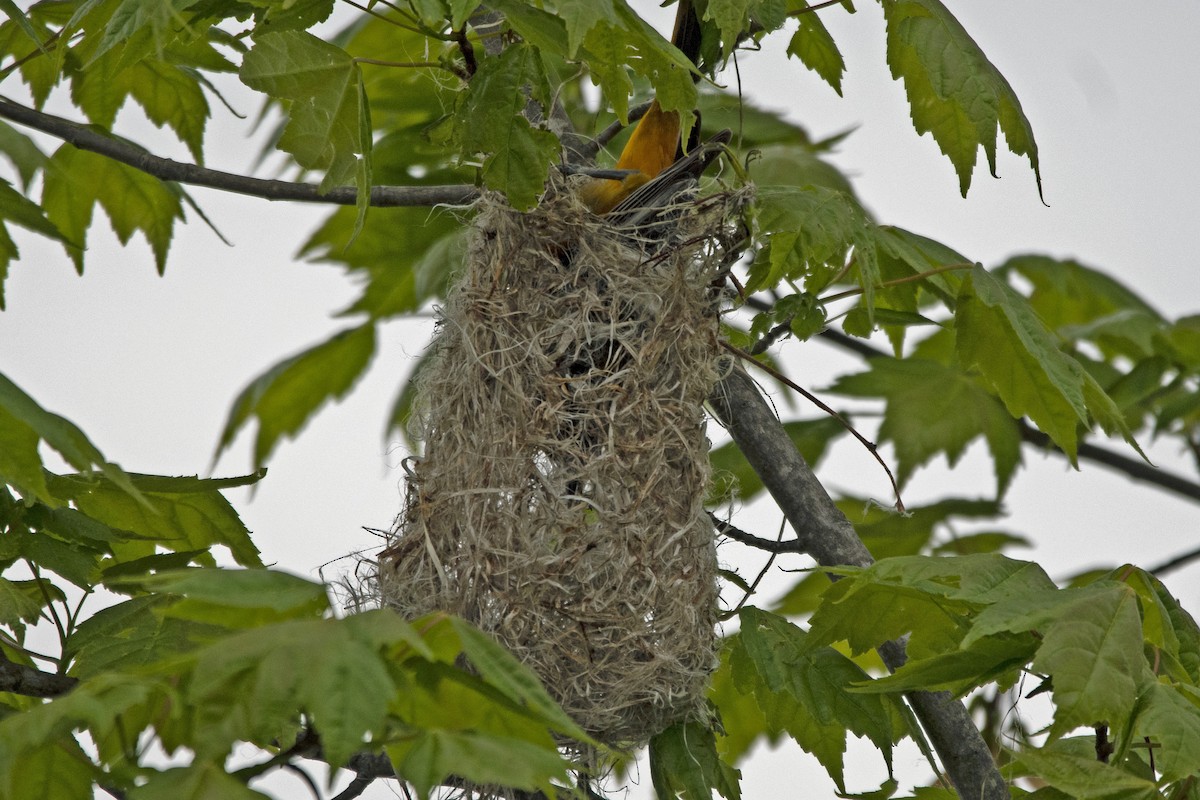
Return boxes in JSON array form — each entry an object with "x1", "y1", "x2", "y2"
[
  {"x1": 1019, "y1": 424, "x2": 1200, "y2": 504},
  {"x1": 709, "y1": 512, "x2": 805, "y2": 553},
  {"x1": 1150, "y1": 544, "x2": 1200, "y2": 577},
  {"x1": 812, "y1": 327, "x2": 1200, "y2": 505},
  {"x1": 0, "y1": 95, "x2": 478, "y2": 208},
  {"x1": 577, "y1": 100, "x2": 655, "y2": 162},
  {"x1": 708, "y1": 365, "x2": 1009, "y2": 800},
  {"x1": 331, "y1": 774, "x2": 375, "y2": 800},
  {"x1": 0, "y1": 653, "x2": 77, "y2": 698}
]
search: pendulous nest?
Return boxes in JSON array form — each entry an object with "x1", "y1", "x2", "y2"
[{"x1": 375, "y1": 176, "x2": 749, "y2": 755}]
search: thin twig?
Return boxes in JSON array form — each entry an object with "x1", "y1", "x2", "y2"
[
  {"x1": 453, "y1": 25, "x2": 478, "y2": 77},
  {"x1": 792, "y1": 0, "x2": 849, "y2": 16},
  {"x1": 732, "y1": 518, "x2": 786, "y2": 615},
  {"x1": 720, "y1": 339, "x2": 906, "y2": 512},
  {"x1": 817, "y1": 262, "x2": 974, "y2": 303},
  {"x1": 338, "y1": 0, "x2": 429, "y2": 37}
]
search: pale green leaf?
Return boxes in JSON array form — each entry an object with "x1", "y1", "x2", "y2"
[
  {"x1": 883, "y1": 0, "x2": 1042, "y2": 198},
  {"x1": 705, "y1": 0, "x2": 755, "y2": 58},
  {"x1": 129, "y1": 60, "x2": 210, "y2": 164},
  {"x1": 1016, "y1": 746, "x2": 1159, "y2": 800},
  {"x1": 611, "y1": 2, "x2": 698, "y2": 118},
  {"x1": 1137, "y1": 681, "x2": 1200, "y2": 782},
  {"x1": 0, "y1": 178, "x2": 69, "y2": 244},
  {"x1": 450, "y1": 617, "x2": 590, "y2": 740},
  {"x1": 17, "y1": 530, "x2": 102, "y2": 588},
  {"x1": 52, "y1": 473, "x2": 261, "y2": 567},
  {"x1": 0, "y1": 0, "x2": 45, "y2": 55},
  {"x1": 956, "y1": 266, "x2": 1090, "y2": 460},
  {"x1": 118, "y1": 567, "x2": 330, "y2": 626},
  {"x1": 239, "y1": 31, "x2": 369, "y2": 191},
  {"x1": 188, "y1": 618, "x2": 394, "y2": 767},
  {"x1": 734, "y1": 607, "x2": 897, "y2": 788},
  {"x1": 129, "y1": 762, "x2": 270, "y2": 800},
  {"x1": 1031, "y1": 585, "x2": 1148, "y2": 738},
  {"x1": 2, "y1": 737, "x2": 94, "y2": 800},
  {"x1": 649, "y1": 721, "x2": 742, "y2": 800},
  {"x1": 806, "y1": 573, "x2": 970, "y2": 659},
  {"x1": 92, "y1": 0, "x2": 197, "y2": 65},
  {"x1": 748, "y1": 144, "x2": 855, "y2": 195},
  {"x1": 0, "y1": 122, "x2": 47, "y2": 189},
  {"x1": 254, "y1": 0, "x2": 336, "y2": 33},
  {"x1": 388, "y1": 729, "x2": 570, "y2": 800},
  {"x1": 829, "y1": 357, "x2": 1021, "y2": 494},
  {"x1": 0, "y1": 672, "x2": 163, "y2": 758},
  {"x1": 0, "y1": 577, "x2": 46, "y2": 628},
  {"x1": 42, "y1": 145, "x2": 183, "y2": 273},
  {"x1": 750, "y1": 185, "x2": 879, "y2": 307},
  {"x1": 787, "y1": 10, "x2": 845, "y2": 94},
  {"x1": 855, "y1": 632, "x2": 1036, "y2": 696},
  {"x1": 457, "y1": 43, "x2": 556, "y2": 210},
  {"x1": 0, "y1": 370, "x2": 140, "y2": 506},
  {"x1": 559, "y1": 0, "x2": 617, "y2": 56},
  {"x1": 216, "y1": 324, "x2": 376, "y2": 470},
  {"x1": 65, "y1": 595, "x2": 223, "y2": 678}
]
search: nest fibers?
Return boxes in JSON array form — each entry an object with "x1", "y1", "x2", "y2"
[{"x1": 378, "y1": 177, "x2": 747, "y2": 753}]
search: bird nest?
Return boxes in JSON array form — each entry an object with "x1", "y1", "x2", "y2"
[{"x1": 375, "y1": 177, "x2": 748, "y2": 755}]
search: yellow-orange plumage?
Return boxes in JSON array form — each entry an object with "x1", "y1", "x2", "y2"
[{"x1": 580, "y1": 100, "x2": 682, "y2": 214}]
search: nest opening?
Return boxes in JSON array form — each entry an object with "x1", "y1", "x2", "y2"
[{"x1": 373, "y1": 177, "x2": 749, "y2": 755}]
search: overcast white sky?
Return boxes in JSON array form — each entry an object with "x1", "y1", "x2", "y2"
[{"x1": 1, "y1": 2, "x2": 1198, "y2": 798}]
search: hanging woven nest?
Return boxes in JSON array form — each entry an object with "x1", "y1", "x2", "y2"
[{"x1": 376, "y1": 176, "x2": 748, "y2": 753}]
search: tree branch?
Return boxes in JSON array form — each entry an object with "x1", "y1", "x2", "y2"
[
  {"x1": 0, "y1": 95, "x2": 479, "y2": 208},
  {"x1": 0, "y1": 653, "x2": 77, "y2": 698},
  {"x1": 708, "y1": 366, "x2": 1008, "y2": 800},
  {"x1": 812, "y1": 327, "x2": 1200, "y2": 505},
  {"x1": 710, "y1": 512, "x2": 806, "y2": 553}
]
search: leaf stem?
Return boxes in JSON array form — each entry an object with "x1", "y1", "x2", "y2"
[
  {"x1": 337, "y1": 0, "x2": 430, "y2": 37},
  {"x1": 818, "y1": 262, "x2": 974, "y2": 304}
]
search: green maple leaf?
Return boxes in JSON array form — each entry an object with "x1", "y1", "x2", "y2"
[
  {"x1": 961, "y1": 579, "x2": 1151, "y2": 740},
  {"x1": 216, "y1": 324, "x2": 377, "y2": 470},
  {"x1": 750, "y1": 185, "x2": 880, "y2": 309},
  {"x1": 650, "y1": 721, "x2": 742, "y2": 800},
  {"x1": 1016, "y1": 743, "x2": 1160, "y2": 800},
  {"x1": 389, "y1": 729, "x2": 571, "y2": 800},
  {"x1": 0, "y1": 371, "x2": 140, "y2": 507},
  {"x1": 883, "y1": 0, "x2": 1042, "y2": 198},
  {"x1": 239, "y1": 31, "x2": 370, "y2": 192},
  {"x1": 457, "y1": 43, "x2": 557, "y2": 210},
  {"x1": 45, "y1": 471, "x2": 261, "y2": 568},
  {"x1": 787, "y1": 8, "x2": 845, "y2": 95},
  {"x1": 187, "y1": 618, "x2": 395, "y2": 768},
  {"x1": 956, "y1": 266, "x2": 1095, "y2": 461},
  {"x1": 1137, "y1": 682, "x2": 1200, "y2": 783},
  {"x1": 1033, "y1": 585, "x2": 1149, "y2": 739},
  {"x1": 42, "y1": 145, "x2": 184, "y2": 273},
  {"x1": 732, "y1": 608, "x2": 899, "y2": 790},
  {"x1": 128, "y1": 763, "x2": 270, "y2": 800},
  {"x1": 829, "y1": 356, "x2": 1021, "y2": 494}
]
